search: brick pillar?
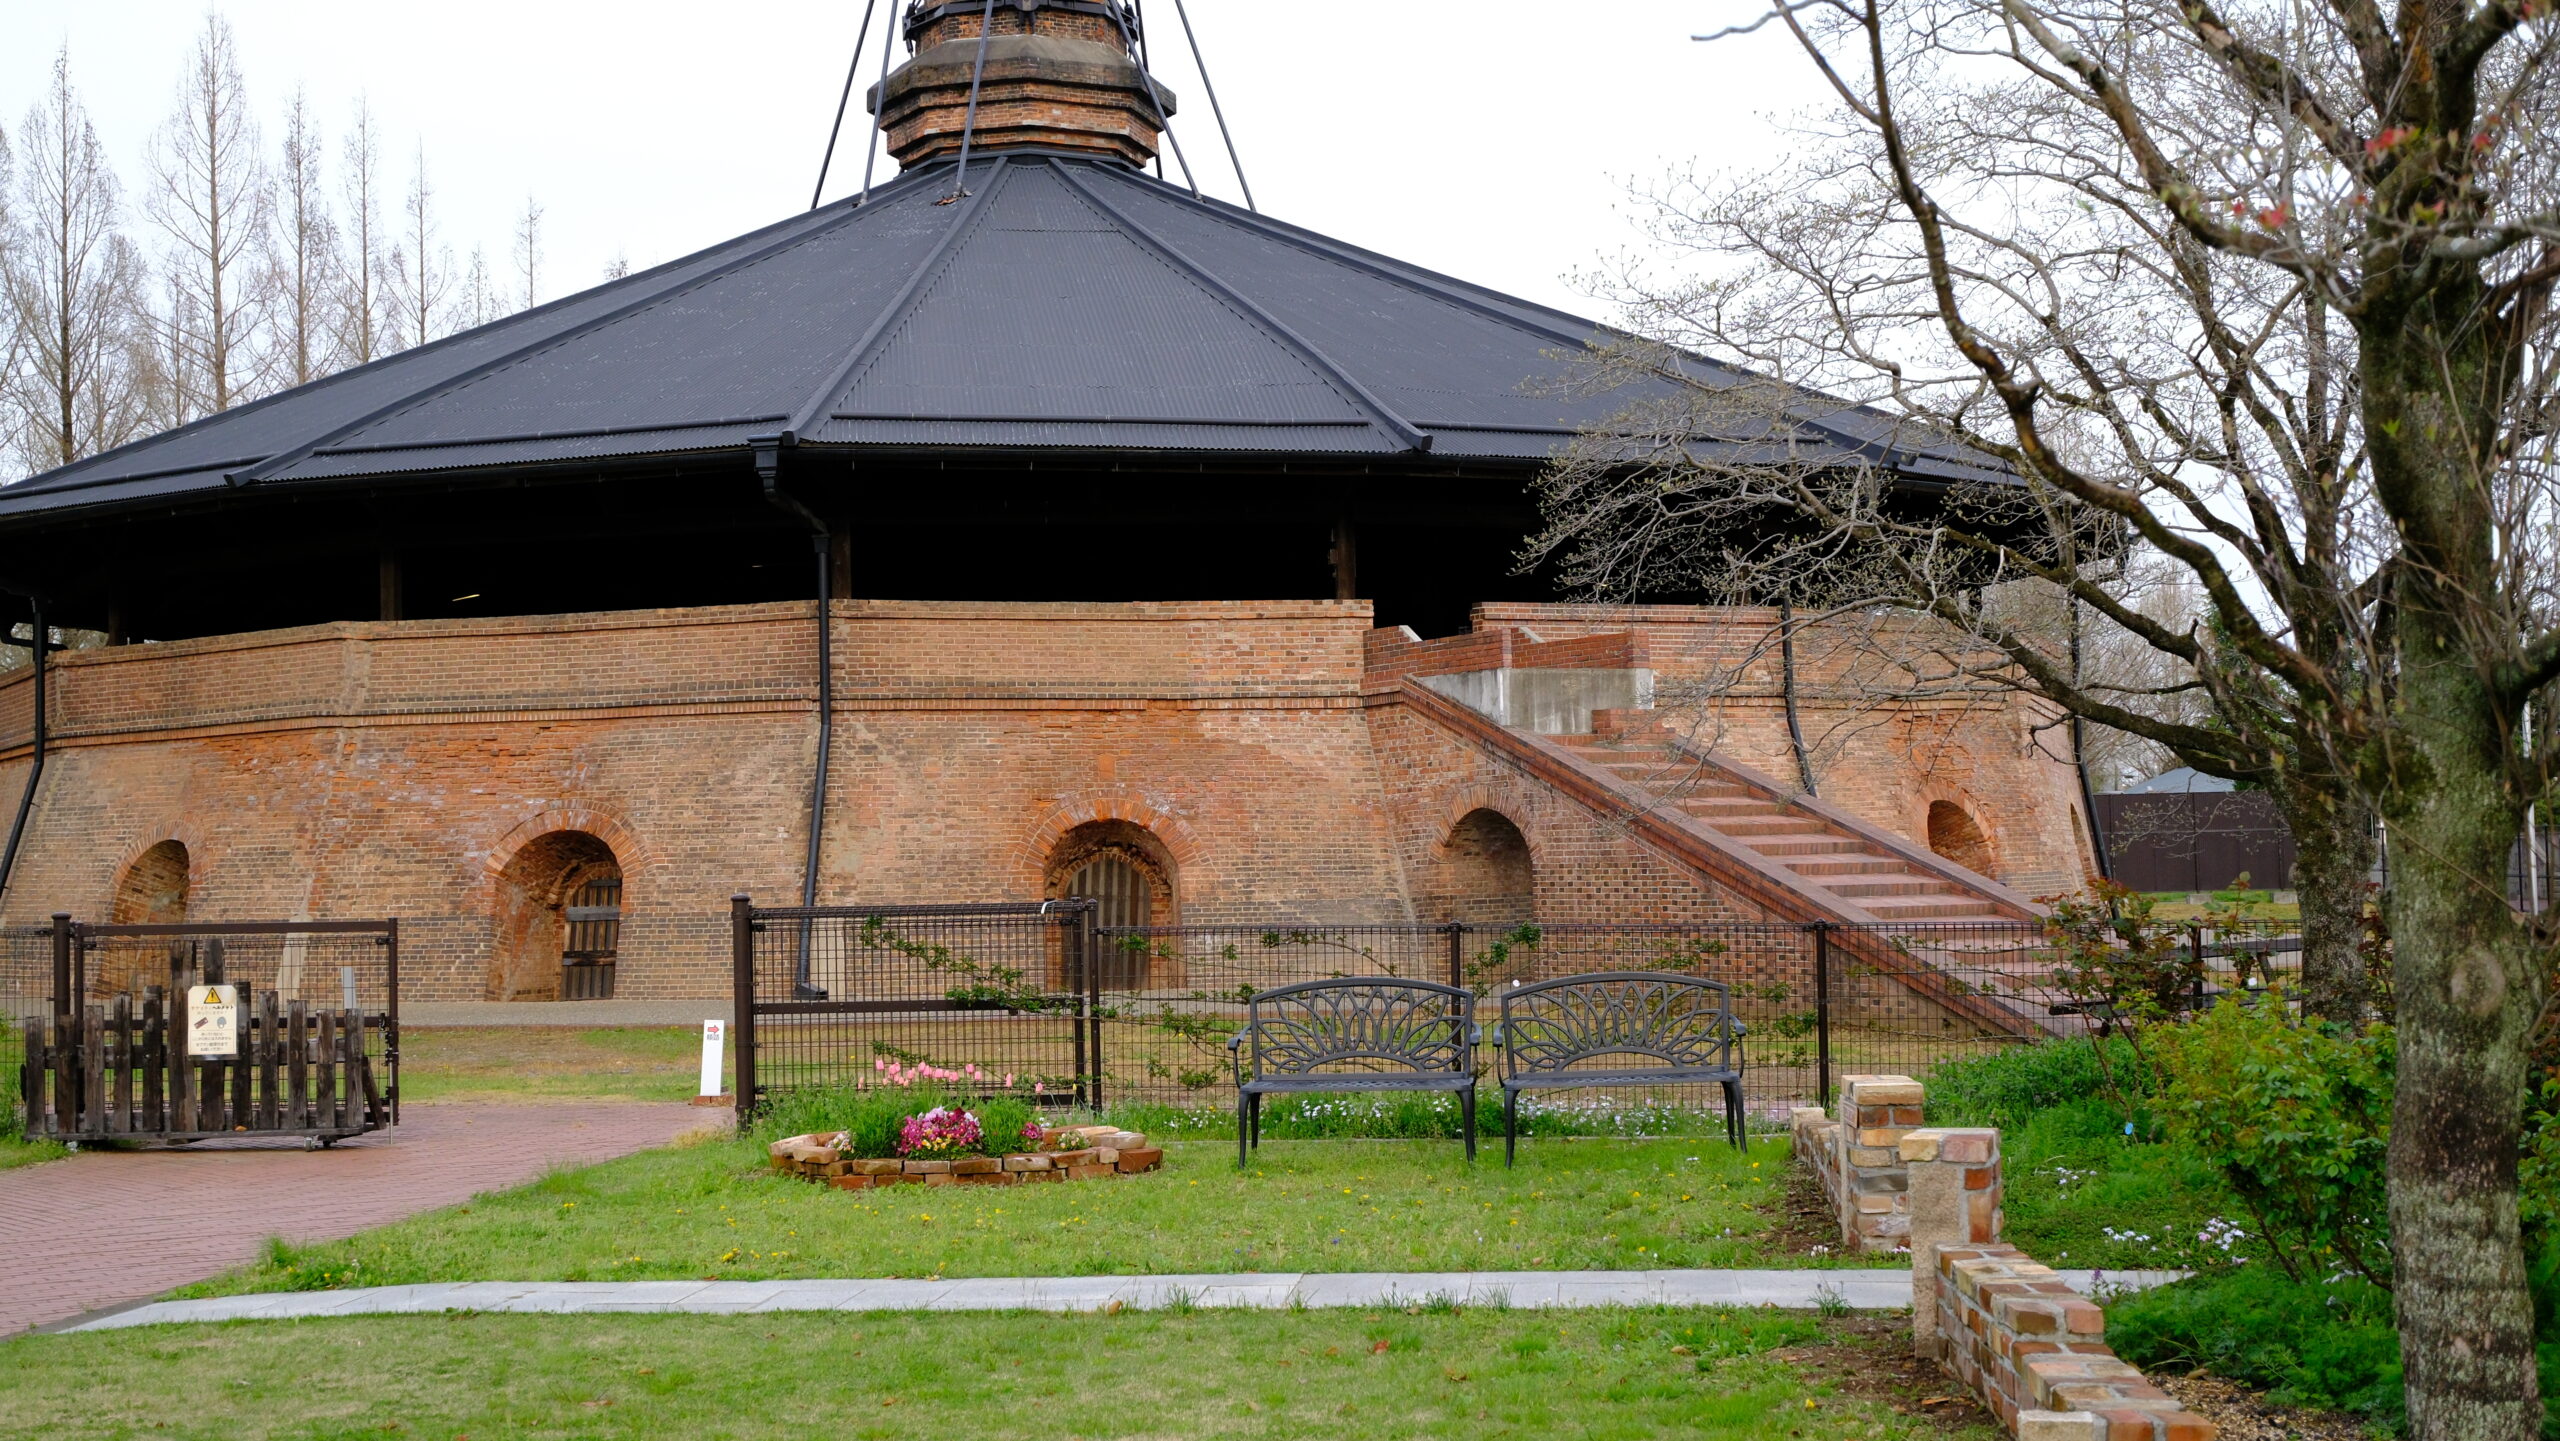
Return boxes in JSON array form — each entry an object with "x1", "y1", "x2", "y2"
[
  {"x1": 1900, "y1": 1125, "x2": 2002, "y2": 1351},
  {"x1": 1835, "y1": 1073, "x2": 1924, "y2": 1250}
]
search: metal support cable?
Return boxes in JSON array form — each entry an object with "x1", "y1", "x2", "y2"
[
  {"x1": 947, "y1": 0, "x2": 999, "y2": 201},
  {"x1": 1102, "y1": 1, "x2": 1197, "y2": 197},
  {"x1": 811, "y1": 0, "x2": 880, "y2": 210},
  {"x1": 1167, "y1": 0, "x2": 1253, "y2": 211},
  {"x1": 858, "y1": 0, "x2": 903, "y2": 205}
]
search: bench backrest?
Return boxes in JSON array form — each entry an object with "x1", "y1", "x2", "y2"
[
  {"x1": 1242, "y1": 977, "x2": 1473, "y2": 1079},
  {"x1": 1498, "y1": 971, "x2": 1740, "y2": 1080}
]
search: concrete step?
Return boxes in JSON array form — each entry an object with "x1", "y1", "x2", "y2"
[
  {"x1": 1854, "y1": 897, "x2": 2007, "y2": 920},
  {"x1": 1784, "y1": 858, "x2": 1914, "y2": 877},
  {"x1": 1747, "y1": 837, "x2": 1876, "y2": 857},
  {"x1": 1822, "y1": 879, "x2": 1952, "y2": 899},
  {"x1": 1710, "y1": 818, "x2": 1829, "y2": 838}
]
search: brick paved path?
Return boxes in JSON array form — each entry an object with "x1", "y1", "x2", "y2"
[{"x1": 0, "y1": 1103, "x2": 711, "y2": 1336}]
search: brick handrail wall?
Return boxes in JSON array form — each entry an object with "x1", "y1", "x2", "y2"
[{"x1": 1793, "y1": 1077, "x2": 2217, "y2": 1441}]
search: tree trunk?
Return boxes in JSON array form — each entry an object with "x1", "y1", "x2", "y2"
[
  {"x1": 2281, "y1": 777, "x2": 2377, "y2": 1026},
  {"x1": 2381, "y1": 567, "x2": 2543, "y2": 1441}
]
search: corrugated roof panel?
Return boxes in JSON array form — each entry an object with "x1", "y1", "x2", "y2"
[
  {"x1": 326, "y1": 187, "x2": 961, "y2": 453},
  {"x1": 829, "y1": 163, "x2": 1374, "y2": 428}
]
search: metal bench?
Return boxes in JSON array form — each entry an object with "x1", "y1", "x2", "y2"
[
  {"x1": 1227, "y1": 977, "x2": 1481, "y2": 1166},
  {"x1": 1496, "y1": 971, "x2": 1746, "y2": 1164}
]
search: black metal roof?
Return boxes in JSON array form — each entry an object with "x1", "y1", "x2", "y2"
[{"x1": 0, "y1": 153, "x2": 2004, "y2": 522}]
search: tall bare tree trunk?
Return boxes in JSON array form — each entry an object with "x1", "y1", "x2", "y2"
[
  {"x1": 147, "y1": 13, "x2": 269, "y2": 414},
  {"x1": 2281, "y1": 777, "x2": 2378, "y2": 1025},
  {"x1": 2369, "y1": 292, "x2": 2543, "y2": 1441},
  {"x1": 0, "y1": 48, "x2": 144, "y2": 474}
]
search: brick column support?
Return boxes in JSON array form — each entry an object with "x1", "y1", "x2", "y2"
[
  {"x1": 1835, "y1": 1073, "x2": 1924, "y2": 1250},
  {"x1": 1901, "y1": 1125, "x2": 2002, "y2": 1351}
]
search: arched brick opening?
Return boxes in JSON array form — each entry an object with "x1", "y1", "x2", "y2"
[
  {"x1": 1926, "y1": 801, "x2": 1997, "y2": 877},
  {"x1": 1045, "y1": 820, "x2": 1177, "y2": 988},
  {"x1": 99, "y1": 839, "x2": 192, "y2": 993},
  {"x1": 1441, "y1": 807, "x2": 1534, "y2": 926},
  {"x1": 111, "y1": 840, "x2": 191, "y2": 926},
  {"x1": 489, "y1": 830, "x2": 621, "y2": 1001}
]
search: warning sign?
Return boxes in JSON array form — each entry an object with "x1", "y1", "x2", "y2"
[{"x1": 188, "y1": 984, "x2": 239, "y2": 1058}]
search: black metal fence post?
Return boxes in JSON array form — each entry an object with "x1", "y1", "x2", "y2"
[
  {"x1": 49, "y1": 912, "x2": 71, "y2": 1023},
  {"x1": 1081, "y1": 901, "x2": 1103, "y2": 1113},
  {"x1": 384, "y1": 918, "x2": 401, "y2": 1123},
  {"x1": 1810, "y1": 921, "x2": 1832, "y2": 1106},
  {"x1": 1444, "y1": 921, "x2": 1465, "y2": 990},
  {"x1": 1067, "y1": 907, "x2": 1089, "y2": 1107},
  {"x1": 732, "y1": 893, "x2": 757, "y2": 1125}
]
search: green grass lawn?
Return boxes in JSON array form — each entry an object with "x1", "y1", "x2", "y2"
[
  {"x1": 395, "y1": 1026, "x2": 719, "y2": 1103},
  {"x1": 175, "y1": 1131, "x2": 1877, "y2": 1298},
  {"x1": 0, "y1": 1131, "x2": 67, "y2": 1170},
  {"x1": 0, "y1": 1306, "x2": 1987, "y2": 1441}
]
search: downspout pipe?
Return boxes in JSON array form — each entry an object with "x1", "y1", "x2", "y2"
[
  {"x1": 757, "y1": 445, "x2": 833, "y2": 999},
  {"x1": 0, "y1": 590, "x2": 51, "y2": 908}
]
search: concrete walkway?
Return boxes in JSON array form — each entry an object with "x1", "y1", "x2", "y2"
[
  {"x1": 58, "y1": 1267, "x2": 2183, "y2": 1332},
  {"x1": 0, "y1": 1103, "x2": 714, "y2": 1336}
]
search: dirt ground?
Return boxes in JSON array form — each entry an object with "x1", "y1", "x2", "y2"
[{"x1": 1784, "y1": 1315, "x2": 2002, "y2": 1435}]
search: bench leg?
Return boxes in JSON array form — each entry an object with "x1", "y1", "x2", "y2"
[
  {"x1": 1723, "y1": 1079, "x2": 1743, "y2": 1152},
  {"x1": 1249, "y1": 1091, "x2": 1263, "y2": 1152},
  {"x1": 1460, "y1": 1087, "x2": 1476, "y2": 1162},
  {"x1": 1503, "y1": 1087, "x2": 1517, "y2": 1168},
  {"x1": 1237, "y1": 1093, "x2": 1250, "y2": 1169}
]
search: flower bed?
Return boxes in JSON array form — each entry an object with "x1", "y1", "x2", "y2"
[{"x1": 769, "y1": 1124, "x2": 1164, "y2": 1189}]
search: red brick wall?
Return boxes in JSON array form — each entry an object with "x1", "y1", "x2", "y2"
[{"x1": 0, "y1": 601, "x2": 1408, "y2": 999}]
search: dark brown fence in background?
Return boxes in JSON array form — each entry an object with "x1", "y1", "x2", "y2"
[
  {"x1": 732, "y1": 897, "x2": 2305, "y2": 1129},
  {"x1": 18, "y1": 916, "x2": 398, "y2": 1145},
  {"x1": 2095, "y1": 790, "x2": 2298, "y2": 893}
]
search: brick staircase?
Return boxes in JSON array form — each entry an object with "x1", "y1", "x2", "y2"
[
  {"x1": 1550, "y1": 727, "x2": 2033, "y2": 926},
  {"x1": 1394, "y1": 680, "x2": 2054, "y2": 1037}
]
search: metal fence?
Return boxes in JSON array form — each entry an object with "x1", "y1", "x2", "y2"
[
  {"x1": 2, "y1": 926, "x2": 46, "y2": 1125},
  {"x1": 731, "y1": 897, "x2": 1100, "y2": 1115},
  {"x1": 731, "y1": 895, "x2": 2306, "y2": 1130}
]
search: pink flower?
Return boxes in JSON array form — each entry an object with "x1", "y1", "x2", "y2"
[{"x1": 896, "y1": 1106, "x2": 984, "y2": 1157}]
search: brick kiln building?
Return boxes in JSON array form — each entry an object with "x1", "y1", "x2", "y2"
[{"x1": 0, "y1": 0, "x2": 2094, "y2": 1001}]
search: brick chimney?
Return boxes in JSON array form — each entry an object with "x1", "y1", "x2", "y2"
[{"x1": 869, "y1": 0, "x2": 1177, "y2": 169}]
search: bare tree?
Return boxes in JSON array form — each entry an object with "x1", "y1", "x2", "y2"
[
  {"x1": 146, "y1": 12, "x2": 270, "y2": 413},
  {"x1": 1, "y1": 49, "x2": 149, "y2": 474},
  {"x1": 268, "y1": 89, "x2": 336, "y2": 388},
  {"x1": 460, "y1": 245, "x2": 502, "y2": 330},
  {"x1": 512, "y1": 195, "x2": 542, "y2": 310},
  {"x1": 1536, "y1": 0, "x2": 2560, "y2": 1428},
  {"x1": 388, "y1": 143, "x2": 449, "y2": 349},
  {"x1": 334, "y1": 98, "x2": 389, "y2": 368}
]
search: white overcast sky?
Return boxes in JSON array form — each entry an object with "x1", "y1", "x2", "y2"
[{"x1": 0, "y1": 1, "x2": 1806, "y2": 321}]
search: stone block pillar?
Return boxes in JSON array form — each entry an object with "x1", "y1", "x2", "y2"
[
  {"x1": 1835, "y1": 1073, "x2": 1924, "y2": 1250},
  {"x1": 1900, "y1": 1125, "x2": 2003, "y2": 1351}
]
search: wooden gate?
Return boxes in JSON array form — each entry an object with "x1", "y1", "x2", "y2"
[{"x1": 17, "y1": 917, "x2": 398, "y2": 1146}]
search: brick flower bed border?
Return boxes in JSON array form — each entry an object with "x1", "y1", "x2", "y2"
[{"x1": 767, "y1": 1128, "x2": 1164, "y2": 1190}]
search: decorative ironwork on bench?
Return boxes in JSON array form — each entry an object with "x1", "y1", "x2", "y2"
[
  {"x1": 1496, "y1": 970, "x2": 1746, "y2": 1163},
  {"x1": 1228, "y1": 977, "x2": 1481, "y2": 1166}
]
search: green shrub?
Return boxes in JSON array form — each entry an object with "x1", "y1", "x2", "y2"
[
  {"x1": 1925, "y1": 1038, "x2": 2151, "y2": 1129},
  {"x1": 2152, "y1": 1000, "x2": 2393, "y2": 1287},
  {"x1": 2106, "y1": 1267, "x2": 2403, "y2": 1430}
]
